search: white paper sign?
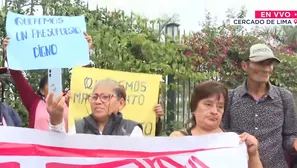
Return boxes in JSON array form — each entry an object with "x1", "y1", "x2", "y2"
[{"x1": 0, "y1": 127, "x2": 248, "y2": 168}]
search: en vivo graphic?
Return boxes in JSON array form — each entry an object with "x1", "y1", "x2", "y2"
[{"x1": 255, "y1": 10, "x2": 297, "y2": 18}]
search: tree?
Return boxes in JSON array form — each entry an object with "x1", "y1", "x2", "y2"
[
  {"x1": 184, "y1": 8, "x2": 297, "y2": 93},
  {"x1": 255, "y1": 25, "x2": 297, "y2": 53},
  {"x1": 0, "y1": 0, "x2": 208, "y2": 127},
  {"x1": 184, "y1": 8, "x2": 263, "y2": 88}
]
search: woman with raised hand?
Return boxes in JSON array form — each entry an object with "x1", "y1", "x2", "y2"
[
  {"x1": 47, "y1": 79, "x2": 143, "y2": 136},
  {"x1": 170, "y1": 81, "x2": 263, "y2": 168},
  {"x1": 2, "y1": 32, "x2": 92, "y2": 130},
  {"x1": 64, "y1": 80, "x2": 164, "y2": 136}
]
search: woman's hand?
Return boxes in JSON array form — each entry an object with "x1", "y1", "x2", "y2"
[
  {"x1": 2, "y1": 37, "x2": 9, "y2": 60},
  {"x1": 240, "y1": 132, "x2": 259, "y2": 157},
  {"x1": 64, "y1": 89, "x2": 71, "y2": 103},
  {"x1": 84, "y1": 32, "x2": 92, "y2": 51},
  {"x1": 154, "y1": 104, "x2": 164, "y2": 119},
  {"x1": 240, "y1": 133, "x2": 263, "y2": 168},
  {"x1": 46, "y1": 92, "x2": 65, "y2": 125}
]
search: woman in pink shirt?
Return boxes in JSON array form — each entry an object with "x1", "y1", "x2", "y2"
[
  {"x1": 2, "y1": 33, "x2": 92, "y2": 131},
  {"x1": 8, "y1": 70, "x2": 69, "y2": 130}
]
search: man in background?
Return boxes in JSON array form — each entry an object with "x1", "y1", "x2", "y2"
[{"x1": 223, "y1": 44, "x2": 297, "y2": 168}]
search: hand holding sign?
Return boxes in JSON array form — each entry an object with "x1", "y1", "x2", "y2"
[
  {"x1": 239, "y1": 132, "x2": 259, "y2": 157},
  {"x1": 5, "y1": 12, "x2": 90, "y2": 70},
  {"x1": 3, "y1": 32, "x2": 92, "y2": 64},
  {"x1": 64, "y1": 89, "x2": 71, "y2": 103},
  {"x1": 46, "y1": 92, "x2": 65, "y2": 125},
  {"x1": 2, "y1": 37, "x2": 9, "y2": 61},
  {"x1": 154, "y1": 104, "x2": 164, "y2": 119},
  {"x1": 84, "y1": 32, "x2": 92, "y2": 50}
]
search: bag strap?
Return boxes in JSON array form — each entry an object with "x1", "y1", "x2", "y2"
[
  {"x1": 229, "y1": 89, "x2": 235, "y2": 107},
  {"x1": 179, "y1": 130, "x2": 188, "y2": 136},
  {"x1": 278, "y1": 87, "x2": 286, "y2": 114},
  {"x1": 223, "y1": 89, "x2": 235, "y2": 131},
  {"x1": 179, "y1": 128, "x2": 192, "y2": 136}
]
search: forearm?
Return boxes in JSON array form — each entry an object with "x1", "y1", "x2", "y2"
[
  {"x1": 283, "y1": 136, "x2": 296, "y2": 152},
  {"x1": 155, "y1": 118, "x2": 162, "y2": 136},
  {"x1": 248, "y1": 154, "x2": 263, "y2": 168},
  {"x1": 49, "y1": 120, "x2": 66, "y2": 133},
  {"x1": 9, "y1": 69, "x2": 39, "y2": 112}
]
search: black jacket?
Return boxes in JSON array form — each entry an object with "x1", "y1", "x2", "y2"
[{"x1": 75, "y1": 112, "x2": 142, "y2": 135}]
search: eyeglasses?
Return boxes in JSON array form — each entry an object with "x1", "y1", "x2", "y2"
[{"x1": 89, "y1": 93, "x2": 115, "y2": 103}]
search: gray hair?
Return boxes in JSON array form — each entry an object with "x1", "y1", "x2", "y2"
[{"x1": 92, "y1": 78, "x2": 126, "y2": 100}]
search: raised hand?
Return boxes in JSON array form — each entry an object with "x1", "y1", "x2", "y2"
[
  {"x1": 46, "y1": 92, "x2": 65, "y2": 125},
  {"x1": 2, "y1": 37, "x2": 10, "y2": 60},
  {"x1": 84, "y1": 32, "x2": 92, "y2": 51},
  {"x1": 64, "y1": 89, "x2": 71, "y2": 103}
]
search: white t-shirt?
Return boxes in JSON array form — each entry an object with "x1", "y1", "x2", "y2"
[{"x1": 49, "y1": 121, "x2": 143, "y2": 136}]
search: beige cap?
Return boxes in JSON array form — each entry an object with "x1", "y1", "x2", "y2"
[{"x1": 249, "y1": 44, "x2": 280, "y2": 63}]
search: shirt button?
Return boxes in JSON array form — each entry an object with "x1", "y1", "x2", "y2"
[{"x1": 255, "y1": 127, "x2": 258, "y2": 130}]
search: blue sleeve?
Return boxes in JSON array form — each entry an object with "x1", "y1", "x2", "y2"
[{"x1": 8, "y1": 105, "x2": 22, "y2": 127}]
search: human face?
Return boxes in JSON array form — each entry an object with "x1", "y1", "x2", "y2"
[
  {"x1": 89, "y1": 85, "x2": 124, "y2": 120},
  {"x1": 246, "y1": 59, "x2": 275, "y2": 83},
  {"x1": 193, "y1": 94, "x2": 225, "y2": 131}
]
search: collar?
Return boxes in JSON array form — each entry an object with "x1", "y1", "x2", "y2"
[{"x1": 237, "y1": 79, "x2": 278, "y2": 99}]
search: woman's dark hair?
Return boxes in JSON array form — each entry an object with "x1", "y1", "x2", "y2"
[
  {"x1": 188, "y1": 81, "x2": 228, "y2": 129},
  {"x1": 36, "y1": 75, "x2": 48, "y2": 97}
]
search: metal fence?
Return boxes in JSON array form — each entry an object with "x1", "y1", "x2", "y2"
[{"x1": 160, "y1": 79, "x2": 196, "y2": 134}]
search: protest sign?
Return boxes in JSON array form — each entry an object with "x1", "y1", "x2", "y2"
[
  {"x1": 69, "y1": 67, "x2": 162, "y2": 136},
  {"x1": 5, "y1": 11, "x2": 90, "y2": 70},
  {"x1": 0, "y1": 127, "x2": 248, "y2": 168}
]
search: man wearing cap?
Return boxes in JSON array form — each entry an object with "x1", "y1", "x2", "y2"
[{"x1": 222, "y1": 44, "x2": 297, "y2": 168}]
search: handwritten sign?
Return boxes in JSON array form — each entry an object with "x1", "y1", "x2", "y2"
[
  {"x1": 5, "y1": 11, "x2": 89, "y2": 70},
  {"x1": 69, "y1": 67, "x2": 162, "y2": 136},
  {"x1": 0, "y1": 127, "x2": 248, "y2": 168}
]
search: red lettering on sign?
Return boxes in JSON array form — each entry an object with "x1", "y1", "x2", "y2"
[
  {"x1": 188, "y1": 158, "x2": 196, "y2": 167},
  {"x1": 47, "y1": 159, "x2": 146, "y2": 168},
  {"x1": 46, "y1": 156, "x2": 209, "y2": 168},
  {"x1": 144, "y1": 156, "x2": 183, "y2": 167},
  {"x1": 0, "y1": 162, "x2": 20, "y2": 168},
  {"x1": 0, "y1": 142, "x2": 233, "y2": 158},
  {"x1": 190, "y1": 156, "x2": 209, "y2": 168}
]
